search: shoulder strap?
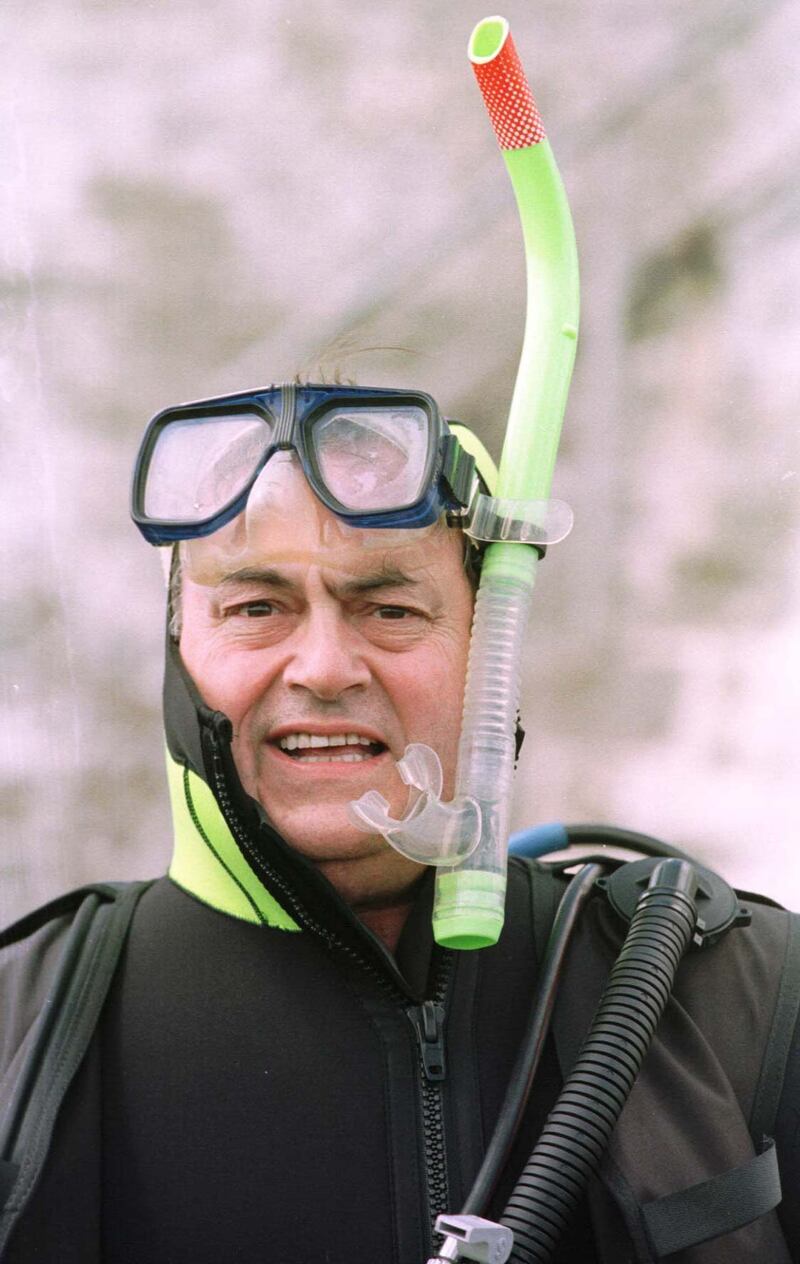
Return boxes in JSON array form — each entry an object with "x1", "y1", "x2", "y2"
[
  {"x1": 0, "y1": 882, "x2": 137, "y2": 951},
  {"x1": 0, "y1": 880, "x2": 151, "y2": 1254},
  {"x1": 527, "y1": 861, "x2": 567, "y2": 966},
  {"x1": 749, "y1": 910, "x2": 800, "y2": 1145}
]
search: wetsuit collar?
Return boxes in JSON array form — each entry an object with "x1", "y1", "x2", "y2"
[{"x1": 166, "y1": 749, "x2": 300, "y2": 929}]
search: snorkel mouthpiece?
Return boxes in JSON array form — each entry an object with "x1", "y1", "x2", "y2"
[{"x1": 350, "y1": 16, "x2": 579, "y2": 948}]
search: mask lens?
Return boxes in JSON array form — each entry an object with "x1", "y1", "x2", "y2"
[
  {"x1": 143, "y1": 412, "x2": 272, "y2": 524},
  {"x1": 311, "y1": 406, "x2": 430, "y2": 512}
]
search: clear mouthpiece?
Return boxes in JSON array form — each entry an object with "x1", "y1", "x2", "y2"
[{"x1": 348, "y1": 744, "x2": 481, "y2": 866}]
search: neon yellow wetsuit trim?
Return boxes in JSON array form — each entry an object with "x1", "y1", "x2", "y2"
[{"x1": 166, "y1": 751, "x2": 300, "y2": 930}]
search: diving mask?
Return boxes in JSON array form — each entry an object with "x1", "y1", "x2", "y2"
[
  {"x1": 132, "y1": 380, "x2": 571, "y2": 552},
  {"x1": 131, "y1": 381, "x2": 481, "y2": 544}
]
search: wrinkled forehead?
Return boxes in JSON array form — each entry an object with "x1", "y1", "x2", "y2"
[{"x1": 181, "y1": 451, "x2": 463, "y2": 589}]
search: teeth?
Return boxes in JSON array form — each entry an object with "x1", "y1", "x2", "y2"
[
  {"x1": 298, "y1": 751, "x2": 370, "y2": 763},
  {"x1": 279, "y1": 731, "x2": 378, "y2": 751}
]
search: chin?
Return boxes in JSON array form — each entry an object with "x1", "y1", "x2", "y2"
[{"x1": 271, "y1": 808, "x2": 387, "y2": 863}]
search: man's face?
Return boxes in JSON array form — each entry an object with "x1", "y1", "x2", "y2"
[{"x1": 179, "y1": 456, "x2": 474, "y2": 899}]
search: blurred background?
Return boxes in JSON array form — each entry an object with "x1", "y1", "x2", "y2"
[{"x1": 1, "y1": 0, "x2": 798, "y2": 922}]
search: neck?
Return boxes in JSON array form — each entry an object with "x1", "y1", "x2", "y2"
[
  {"x1": 355, "y1": 900, "x2": 414, "y2": 953},
  {"x1": 310, "y1": 852, "x2": 427, "y2": 952}
]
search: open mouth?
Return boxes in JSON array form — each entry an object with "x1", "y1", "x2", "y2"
[{"x1": 274, "y1": 732, "x2": 388, "y2": 764}]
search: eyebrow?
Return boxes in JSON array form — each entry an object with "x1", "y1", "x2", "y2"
[
  {"x1": 218, "y1": 567, "x2": 296, "y2": 591},
  {"x1": 217, "y1": 564, "x2": 420, "y2": 597},
  {"x1": 337, "y1": 566, "x2": 419, "y2": 597}
]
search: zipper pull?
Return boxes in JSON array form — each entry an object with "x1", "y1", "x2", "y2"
[{"x1": 409, "y1": 1000, "x2": 446, "y2": 1081}]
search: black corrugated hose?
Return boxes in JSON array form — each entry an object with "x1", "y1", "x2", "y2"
[
  {"x1": 501, "y1": 858, "x2": 700, "y2": 1264},
  {"x1": 461, "y1": 863, "x2": 605, "y2": 1217}
]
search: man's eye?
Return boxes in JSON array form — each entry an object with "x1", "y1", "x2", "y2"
[
  {"x1": 229, "y1": 600, "x2": 277, "y2": 618},
  {"x1": 375, "y1": 605, "x2": 413, "y2": 620}
]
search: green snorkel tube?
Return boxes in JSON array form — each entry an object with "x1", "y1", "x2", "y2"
[
  {"x1": 350, "y1": 16, "x2": 578, "y2": 950},
  {"x1": 433, "y1": 17, "x2": 579, "y2": 948}
]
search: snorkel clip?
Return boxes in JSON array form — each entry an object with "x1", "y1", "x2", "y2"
[{"x1": 465, "y1": 492, "x2": 573, "y2": 546}]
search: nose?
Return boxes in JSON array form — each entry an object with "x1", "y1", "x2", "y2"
[{"x1": 282, "y1": 606, "x2": 371, "y2": 701}]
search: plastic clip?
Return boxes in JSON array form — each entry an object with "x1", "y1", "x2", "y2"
[
  {"x1": 427, "y1": 1214, "x2": 513, "y2": 1264},
  {"x1": 465, "y1": 493, "x2": 573, "y2": 545}
]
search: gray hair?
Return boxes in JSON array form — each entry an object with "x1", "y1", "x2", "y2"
[{"x1": 167, "y1": 546, "x2": 184, "y2": 641}]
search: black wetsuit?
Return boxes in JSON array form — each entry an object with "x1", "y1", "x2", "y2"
[
  {"x1": 3, "y1": 863, "x2": 600, "y2": 1263},
  {"x1": 3, "y1": 856, "x2": 800, "y2": 1262}
]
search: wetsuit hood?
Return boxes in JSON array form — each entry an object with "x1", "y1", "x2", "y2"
[
  {"x1": 161, "y1": 631, "x2": 433, "y2": 989},
  {"x1": 163, "y1": 629, "x2": 300, "y2": 928}
]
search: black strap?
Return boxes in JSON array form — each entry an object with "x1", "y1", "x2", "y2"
[
  {"x1": 749, "y1": 911, "x2": 800, "y2": 1145},
  {"x1": 0, "y1": 895, "x2": 105, "y2": 1162},
  {"x1": 0, "y1": 882, "x2": 134, "y2": 951},
  {"x1": 641, "y1": 1138, "x2": 782, "y2": 1258},
  {"x1": 526, "y1": 861, "x2": 568, "y2": 967},
  {"x1": 0, "y1": 1165, "x2": 17, "y2": 1213},
  {"x1": 0, "y1": 880, "x2": 151, "y2": 1251},
  {"x1": 523, "y1": 859, "x2": 568, "y2": 965}
]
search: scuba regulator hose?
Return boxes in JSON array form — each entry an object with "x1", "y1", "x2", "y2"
[
  {"x1": 429, "y1": 857, "x2": 703, "y2": 1264},
  {"x1": 499, "y1": 858, "x2": 700, "y2": 1264}
]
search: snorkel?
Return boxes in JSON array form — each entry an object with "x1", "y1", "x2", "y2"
[{"x1": 350, "y1": 16, "x2": 579, "y2": 949}]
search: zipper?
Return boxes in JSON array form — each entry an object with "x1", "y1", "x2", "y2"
[
  {"x1": 208, "y1": 742, "x2": 390, "y2": 969},
  {"x1": 408, "y1": 958, "x2": 453, "y2": 1237},
  {"x1": 208, "y1": 728, "x2": 454, "y2": 1243},
  {"x1": 409, "y1": 1001, "x2": 446, "y2": 1081}
]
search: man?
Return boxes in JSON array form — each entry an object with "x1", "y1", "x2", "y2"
[
  {"x1": 176, "y1": 450, "x2": 473, "y2": 950},
  {"x1": 0, "y1": 382, "x2": 798, "y2": 1263}
]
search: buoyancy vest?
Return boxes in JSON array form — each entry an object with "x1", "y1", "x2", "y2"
[{"x1": 551, "y1": 888, "x2": 800, "y2": 1262}]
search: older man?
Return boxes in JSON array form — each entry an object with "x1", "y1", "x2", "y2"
[
  {"x1": 177, "y1": 451, "x2": 473, "y2": 949},
  {"x1": 0, "y1": 382, "x2": 798, "y2": 1264}
]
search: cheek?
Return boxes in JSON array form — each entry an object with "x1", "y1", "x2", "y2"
[
  {"x1": 390, "y1": 642, "x2": 470, "y2": 731},
  {"x1": 180, "y1": 631, "x2": 270, "y2": 728}
]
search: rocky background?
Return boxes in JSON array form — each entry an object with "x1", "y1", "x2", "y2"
[{"x1": 2, "y1": 0, "x2": 798, "y2": 922}]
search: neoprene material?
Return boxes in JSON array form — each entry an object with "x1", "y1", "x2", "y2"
[
  {"x1": 1, "y1": 867, "x2": 599, "y2": 1264},
  {"x1": 166, "y1": 753, "x2": 299, "y2": 930},
  {"x1": 0, "y1": 861, "x2": 798, "y2": 1259}
]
